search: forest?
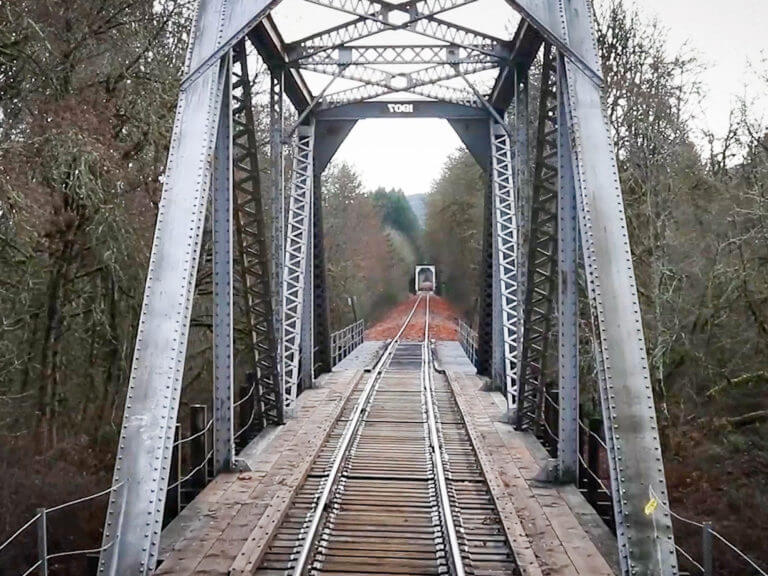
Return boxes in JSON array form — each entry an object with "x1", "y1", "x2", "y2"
[{"x1": 0, "y1": 0, "x2": 766, "y2": 573}]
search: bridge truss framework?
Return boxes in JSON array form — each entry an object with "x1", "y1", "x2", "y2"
[{"x1": 99, "y1": 1, "x2": 679, "y2": 574}]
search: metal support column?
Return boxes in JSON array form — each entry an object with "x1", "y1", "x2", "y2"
[
  {"x1": 232, "y1": 40, "x2": 281, "y2": 427},
  {"x1": 270, "y1": 68, "x2": 285, "y2": 382},
  {"x1": 556, "y1": 54, "x2": 578, "y2": 482},
  {"x1": 516, "y1": 44, "x2": 559, "y2": 432},
  {"x1": 476, "y1": 179, "x2": 495, "y2": 377},
  {"x1": 282, "y1": 122, "x2": 315, "y2": 415},
  {"x1": 489, "y1": 119, "x2": 520, "y2": 416},
  {"x1": 99, "y1": 57, "x2": 226, "y2": 576},
  {"x1": 559, "y1": 0, "x2": 678, "y2": 567},
  {"x1": 312, "y1": 172, "x2": 332, "y2": 375},
  {"x1": 300, "y1": 182, "x2": 314, "y2": 391},
  {"x1": 514, "y1": 65, "x2": 531, "y2": 383},
  {"x1": 212, "y1": 54, "x2": 234, "y2": 472}
]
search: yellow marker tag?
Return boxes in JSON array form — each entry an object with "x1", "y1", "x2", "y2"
[{"x1": 644, "y1": 498, "x2": 658, "y2": 516}]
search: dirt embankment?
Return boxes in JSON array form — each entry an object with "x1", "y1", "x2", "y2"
[{"x1": 364, "y1": 294, "x2": 459, "y2": 341}]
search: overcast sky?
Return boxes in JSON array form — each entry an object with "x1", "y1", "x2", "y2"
[{"x1": 273, "y1": 0, "x2": 768, "y2": 196}]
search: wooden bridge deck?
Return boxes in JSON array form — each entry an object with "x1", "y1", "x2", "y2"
[{"x1": 157, "y1": 346, "x2": 617, "y2": 576}]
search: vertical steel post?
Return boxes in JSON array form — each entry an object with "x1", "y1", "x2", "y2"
[
  {"x1": 300, "y1": 177, "x2": 314, "y2": 391},
  {"x1": 489, "y1": 119, "x2": 520, "y2": 416},
  {"x1": 270, "y1": 69, "x2": 285, "y2": 373},
  {"x1": 282, "y1": 122, "x2": 315, "y2": 415},
  {"x1": 560, "y1": 0, "x2": 677, "y2": 569},
  {"x1": 236, "y1": 380, "x2": 254, "y2": 449},
  {"x1": 163, "y1": 423, "x2": 181, "y2": 527},
  {"x1": 702, "y1": 522, "x2": 713, "y2": 576},
  {"x1": 516, "y1": 45, "x2": 559, "y2": 432},
  {"x1": 514, "y1": 65, "x2": 530, "y2": 383},
  {"x1": 232, "y1": 40, "x2": 281, "y2": 427},
  {"x1": 556, "y1": 54, "x2": 579, "y2": 482},
  {"x1": 312, "y1": 172, "x2": 332, "y2": 376},
  {"x1": 212, "y1": 54, "x2": 234, "y2": 474},
  {"x1": 189, "y1": 404, "x2": 208, "y2": 492},
  {"x1": 587, "y1": 418, "x2": 601, "y2": 507},
  {"x1": 36, "y1": 508, "x2": 47, "y2": 576},
  {"x1": 477, "y1": 179, "x2": 495, "y2": 377}
]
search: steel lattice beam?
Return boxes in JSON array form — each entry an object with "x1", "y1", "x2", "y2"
[
  {"x1": 297, "y1": 45, "x2": 498, "y2": 66},
  {"x1": 281, "y1": 124, "x2": 315, "y2": 414},
  {"x1": 289, "y1": 11, "x2": 506, "y2": 62},
  {"x1": 231, "y1": 41, "x2": 282, "y2": 428},
  {"x1": 517, "y1": 44, "x2": 559, "y2": 431},
  {"x1": 313, "y1": 61, "x2": 492, "y2": 107},
  {"x1": 490, "y1": 119, "x2": 520, "y2": 411}
]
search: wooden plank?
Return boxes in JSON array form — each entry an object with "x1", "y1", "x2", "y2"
[
  {"x1": 230, "y1": 371, "x2": 365, "y2": 574},
  {"x1": 446, "y1": 370, "x2": 614, "y2": 576},
  {"x1": 157, "y1": 370, "x2": 363, "y2": 575}
]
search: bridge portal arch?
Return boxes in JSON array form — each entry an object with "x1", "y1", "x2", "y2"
[{"x1": 97, "y1": 2, "x2": 679, "y2": 575}]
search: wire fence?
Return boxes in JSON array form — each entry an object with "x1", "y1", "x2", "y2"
[
  {"x1": 0, "y1": 402, "x2": 226, "y2": 575},
  {"x1": 537, "y1": 390, "x2": 767, "y2": 576},
  {"x1": 0, "y1": 481, "x2": 125, "y2": 576},
  {"x1": 330, "y1": 319, "x2": 365, "y2": 367}
]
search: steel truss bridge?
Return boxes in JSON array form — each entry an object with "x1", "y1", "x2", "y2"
[{"x1": 92, "y1": 0, "x2": 679, "y2": 574}]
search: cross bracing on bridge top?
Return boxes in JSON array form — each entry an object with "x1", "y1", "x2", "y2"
[{"x1": 91, "y1": 1, "x2": 684, "y2": 575}]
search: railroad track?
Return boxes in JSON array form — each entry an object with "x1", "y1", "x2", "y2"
[{"x1": 256, "y1": 294, "x2": 519, "y2": 576}]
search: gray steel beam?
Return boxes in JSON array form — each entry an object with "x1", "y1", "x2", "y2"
[
  {"x1": 298, "y1": 44, "x2": 499, "y2": 66},
  {"x1": 300, "y1": 192, "x2": 314, "y2": 391},
  {"x1": 558, "y1": 0, "x2": 677, "y2": 570},
  {"x1": 289, "y1": 12, "x2": 506, "y2": 62},
  {"x1": 232, "y1": 40, "x2": 282, "y2": 428},
  {"x1": 502, "y1": 0, "x2": 601, "y2": 85},
  {"x1": 316, "y1": 100, "x2": 487, "y2": 120},
  {"x1": 270, "y1": 69, "x2": 285, "y2": 384},
  {"x1": 98, "y1": 48, "x2": 226, "y2": 576},
  {"x1": 315, "y1": 119, "x2": 358, "y2": 173},
  {"x1": 513, "y1": 64, "x2": 530, "y2": 420},
  {"x1": 490, "y1": 119, "x2": 520, "y2": 413},
  {"x1": 312, "y1": 172, "x2": 333, "y2": 375},
  {"x1": 448, "y1": 118, "x2": 492, "y2": 174},
  {"x1": 282, "y1": 123, "x2": 315, "y2": 415},
  {"x1": 517, "y1": 47, "x2": 558, "y2": 433},
  {"x1": 248, "y1": 17, "x2": 313, "y2": 112},
  {"x1": 212, "y1": 54, "x2": 234, "y2": 473},
  {"x1": 489, "y1": 20, "x2": 543, "y2": 111},
  {"x1": 476, "y1": 179, "x2": 495, "y2": 377},
  {"x1": 182, "y1": 0, "x2": 282, "y2": 90},
  {"x1": 556, "y1": 54, "x2": 578, "y2": 482}
]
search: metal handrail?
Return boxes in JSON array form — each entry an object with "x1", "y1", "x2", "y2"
[{"x1": 330, "y1": 318, "x2": 365, "y2": 367}]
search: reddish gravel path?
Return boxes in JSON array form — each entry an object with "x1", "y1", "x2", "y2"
[{"x1": 365, "y1": 294, "x2": 459, "y2": 341}]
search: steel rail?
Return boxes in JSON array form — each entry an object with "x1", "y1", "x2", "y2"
[
  {"x1": 423, "y1": 292, "x2": 466, "y2": 576},
  {"x1": 290, "y1": 293, "x2": 425, "y2": 576}
]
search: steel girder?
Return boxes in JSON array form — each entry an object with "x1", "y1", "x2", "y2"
[
  {"x1": 557, "y1": 0, "x2": 677, "y2": 571},
  {"x1": 270, "y1": 69, "x2": 285, "y2": 383},
  {"x1": 281, "y1": 124, "x2": 315, "y2": 414},
  {"x1": 312, "y1": 173, "x2": 332, "y2": 375},
  {"x1": 516, "y1": 44, "x2": 558, "y2": 432},
  {"x1": 289, "y1": 12, "x2": 505, "y2": 62},
  {"x1": 490, "y1": 120, "x2": 520, "y2": 412},
  {"x1": 556, "y1": 52, "x2": 579, "y2": 482},
  {"x1": 212, "y1": 54, "x2": 235, "y2": 473},
  {"x1": 98, "y1": 45, "x2": 228, "y2": 576},
  {"x1": 317, "y1": 62, "x2": 490, "y2": 108},
  {"x1": 298, "y1": 45, "x2": 498, "y2": 66},
  {"x1": 231, "y1": 41, "x2": 282, "y2": 428},
  {"x1": 322, "y1": 81, "x2": 480, "y2": 109}
]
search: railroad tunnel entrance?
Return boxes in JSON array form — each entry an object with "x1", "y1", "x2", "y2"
[{"x1": 95, "y1": 2, "x2": 680, "y2": 575}]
